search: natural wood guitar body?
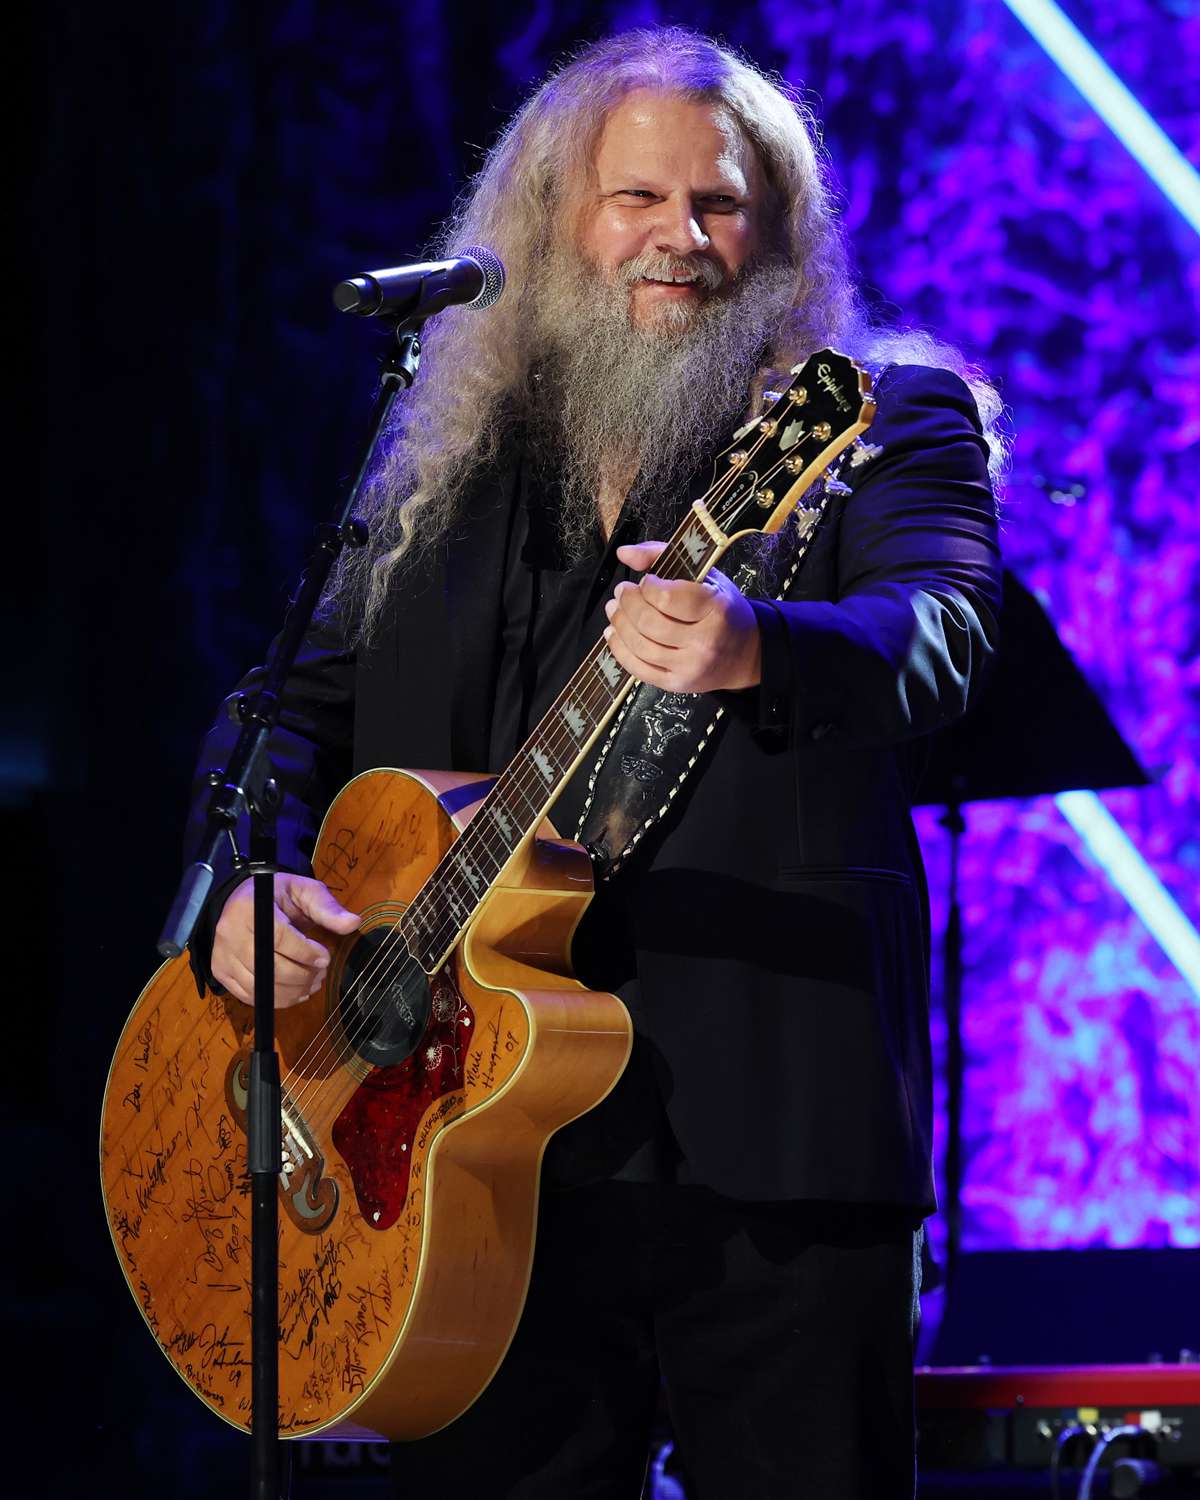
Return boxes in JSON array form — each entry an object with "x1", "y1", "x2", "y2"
[
  {"x1": 100, "y1": 350, "x2": 873, "y2": 1445},
  {"x1": 100, "y1": 767, "x2": 632, "y2": 1440}
]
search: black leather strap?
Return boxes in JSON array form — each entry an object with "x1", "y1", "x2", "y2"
[{"x1": 574, "y1": 486, "x2": 839, "y2": 880}]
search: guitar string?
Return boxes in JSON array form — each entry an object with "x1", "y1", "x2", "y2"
[
  {"x1": 118, "y1": 399, "x2": 847, "y2": 1166},
  {"x1": 114, "y1": 374, "x2": 867, "y2": 1178},
  {"x1": 279, "y1": 655, "x2": 649, "y2": 1119},
  {"x1": 279, "y1": 427, "x2": 817, "y2": 1128},
  {"x1": 279, "y1": 666, "x2": 637, "y2": 1133},
  {"x1": 274, "y1": 404, "x2": 807, "y2": 1116},
  {"x1": 347, "y1": 404, "x2": 802, "y2": 971},
  {"x1": 310, "y1": 387, "x2": 823, "y2": 1016},
  {"x1": 276, "y1": 427, "x2": 791, "y2": 1123},
  {"x1": 277, "y1": 392, "x2": 861, "y2": 1129},
  {"x1": 262, "y1": 368, "x2": 871, "y2": 1125},
  {"x1": 274, "y1": 411, "x2": 797, "y2": 1109},
  {"x1": 130, "y1": 394, "x2": 863, "y2": 1198},
  {"x1": 279, "y1": 534, "x2": 707, "y2": 1125},
  {"x1": 116, "y1": 634, "x2": 644, "y2": 1169},
  {"x1": 393, "y1": 415, "x2": 783, "y2": 946}
]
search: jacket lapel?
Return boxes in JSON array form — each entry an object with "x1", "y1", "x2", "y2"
[{"x1": 444, "y1": 453, "x2": 521, "y2": 771}]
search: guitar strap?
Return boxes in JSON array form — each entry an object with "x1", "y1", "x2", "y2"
[{"x1": 574, "y1": 453, "x2": 865, "y2": 880}]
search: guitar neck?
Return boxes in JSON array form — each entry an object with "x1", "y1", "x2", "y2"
[
  {"x1": 399, "y1": 504, "x2": 724, "y2": 973},
  {"x1": 397, "y1": 346, "x2": 877, "y2": 973}
]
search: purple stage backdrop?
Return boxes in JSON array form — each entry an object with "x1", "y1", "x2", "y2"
[
  {"x1": 558, "y1": 0, "x2": 1200, "y2": 1252},
  {"x1": 807, "y1": 0, "x2": 1200, "y2": 1254}
]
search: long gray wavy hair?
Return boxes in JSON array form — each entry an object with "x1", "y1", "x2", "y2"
[{"x1": 325, "y1": 26, "x2": 1006, "y2": 642}]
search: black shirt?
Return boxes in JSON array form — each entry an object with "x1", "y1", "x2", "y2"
[
  {"x1": 486, "y1": 454, "x2": 685, "y2": 1188},
  {"x1": 486, "y1": 454, "x2": 635, "y2": 802}
]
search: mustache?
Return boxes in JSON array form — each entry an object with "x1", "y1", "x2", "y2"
[
  {"x1": 528, "y1": 249, "x2": 798, "y2": 564},
  {"x1": 616, "y1": 250, "x2": 726, "y2": 293}
]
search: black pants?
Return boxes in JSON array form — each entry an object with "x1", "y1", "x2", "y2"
[{"x1": 389, "y1": 1181, "x2": 922, "y2": 1500}]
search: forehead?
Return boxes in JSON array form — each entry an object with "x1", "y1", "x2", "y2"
[{"x1": 590, "y1": 88, "x2": 759, "y2": 190}]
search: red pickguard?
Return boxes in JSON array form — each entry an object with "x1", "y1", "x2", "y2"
[{"x1": 331, "y1": 966, "x2": 474, "y2": 1230}]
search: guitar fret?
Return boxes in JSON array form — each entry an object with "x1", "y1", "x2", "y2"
[
  {"x1": 499, "y1": 774, "x2": 540, "y2": 816},
  {"x1": 460, "y1": 835, "x2": 505, "y2": 888}
]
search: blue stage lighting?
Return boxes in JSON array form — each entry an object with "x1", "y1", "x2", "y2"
[
  {"x1": 1003, "y1": 0, "x2": 1200, "y2": 235},
  {"x1": 1056, "y1": 790, "x2": 1200, "y2": 1000}
]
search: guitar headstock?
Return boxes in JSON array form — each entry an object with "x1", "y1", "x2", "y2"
[{"x1": 703, "y1": 349, "x2": 876, "y2": 540}]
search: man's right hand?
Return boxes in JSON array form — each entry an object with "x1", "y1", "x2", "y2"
[{"x1": 211, "y1": 873, "x2": 361, "y2": 1008}]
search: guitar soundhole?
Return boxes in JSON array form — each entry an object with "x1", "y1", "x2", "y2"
[{"x1": 336, "y1": 927, "x2": 432, "y2": 1067}]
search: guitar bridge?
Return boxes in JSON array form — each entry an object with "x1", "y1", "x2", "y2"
[{"x1": 225, "y1": 1050, "x2": 339, "y2": 1234}]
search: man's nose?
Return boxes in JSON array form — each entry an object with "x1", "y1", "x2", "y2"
[{"x1": 652, "y1": 195, "x2": 711, "y2": 256}]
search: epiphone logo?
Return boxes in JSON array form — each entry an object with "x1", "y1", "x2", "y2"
[{"x1": 816, "y1": 361, "x2": 852, "y2": 413}]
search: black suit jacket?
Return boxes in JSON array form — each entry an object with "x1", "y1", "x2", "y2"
[{"x1": 188, "y1": 363, "x2": 1002, "y2": 1210}]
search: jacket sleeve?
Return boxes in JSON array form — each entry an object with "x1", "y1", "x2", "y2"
[
  {"x1": 182, "y1": 615, "x2": 357, "y2": 988},
  {"x1": 750, "y1": 363, "x2": 1002, "y2": 749}
]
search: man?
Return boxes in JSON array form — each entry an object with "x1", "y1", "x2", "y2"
[{"x1": 189, "y1": 26, "x2": 1002, "y2": 1499}]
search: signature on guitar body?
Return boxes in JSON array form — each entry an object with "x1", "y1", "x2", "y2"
[{"x1": 99, "y1": 350, "x2": 875, "y2": 1440}]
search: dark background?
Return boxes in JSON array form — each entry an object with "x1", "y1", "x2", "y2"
[{"x1": 14, "y1": 2, "x2": 1199, "y2": 1495}]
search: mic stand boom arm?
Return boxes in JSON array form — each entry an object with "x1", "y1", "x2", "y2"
[{"x1": 157, "y1": 317, "x2": 424, "y2": 1500}]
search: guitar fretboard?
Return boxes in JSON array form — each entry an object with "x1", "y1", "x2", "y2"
[
  {"x1": 399, "y1": 507, "x2": 720, "y2": 973},
  {"x1": 393, "y1": 347, "x2": 875, "y2": 974}
]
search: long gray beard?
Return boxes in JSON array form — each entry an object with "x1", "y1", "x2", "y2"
[{"x1": 527, "y1": 253, "x2": 797, "y2": 559}]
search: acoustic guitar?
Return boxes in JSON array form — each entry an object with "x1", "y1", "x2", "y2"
[{"x1": 100, "y1": 349, "x2": 875, "y2": 1440}]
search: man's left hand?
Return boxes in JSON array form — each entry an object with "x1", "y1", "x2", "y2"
[{"x1": 604, "y1": 540, "x2": 762, "y2": 693}]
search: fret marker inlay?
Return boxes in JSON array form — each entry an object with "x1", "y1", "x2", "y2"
[
  {"x1": 681, "y1": 528, "x2": 708, "y2": 566},
  {"x1": 598, "y1": 653, "x2": 623, "y2": 689}
]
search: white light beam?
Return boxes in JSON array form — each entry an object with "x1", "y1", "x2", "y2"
[
  {"x1": 1003, "y1": 0, "x2": 1200, "y2": 236},
  {"x1": 1056, "y1": 790, "x2": 1200, "y2": 1001}
]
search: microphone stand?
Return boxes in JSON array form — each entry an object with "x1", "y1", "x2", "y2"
[
  {"x1": 940, "y1": 787, "x2": 966, "y2": 1290},
  {"x1": 158, "y1": 315, "x2": 425, "y2": 1500}
]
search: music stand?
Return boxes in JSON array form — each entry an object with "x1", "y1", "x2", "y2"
[{"x1": 915, "y1": 568, "x2": 1150, "y2": 1289}]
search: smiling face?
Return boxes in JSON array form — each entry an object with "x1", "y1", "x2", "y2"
[{"x1": 575, "y1": 89, "x2": 764, "y2": 330}]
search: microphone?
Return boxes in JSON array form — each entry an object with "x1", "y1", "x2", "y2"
[{"x1": 333, "y1": 246, "x2": 505, "y2": 320}]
